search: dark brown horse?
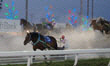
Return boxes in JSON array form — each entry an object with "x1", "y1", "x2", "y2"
[
  {"x1": 96, "y1": 17, "x2": 110, "y2": 34},
  {"x1": 90, "y1": 18, "x2": 110, "y2": 34},
  {"x1": 90, "y1": 19, "x2": 104, "y2": 34},
  {"x1": 24, "y1": 32, "x2": 58, "y2": 51},
  {"x1": 20, "y1": 19, "x2": 34, "y2": 32}
]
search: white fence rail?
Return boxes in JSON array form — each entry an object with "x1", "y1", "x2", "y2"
[{"x1": 0, "y1": 49, "x2": 110, "y2": 66}]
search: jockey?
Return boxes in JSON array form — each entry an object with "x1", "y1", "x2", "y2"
[
  {"x1": 51, "y1": 19, "x2": 56, "y2": 26},
  {"x1": 47, "y1": 19, "x2": 56, "y2": 26},
  {"x1": 42, "y1": 18, "x2": 55, "y2": 30},
  {"x1": 60, "y1": 35, "x2": 65, "y2": 42},
  {"x1": 60, "y1": 35, "x2": 69, "y2": 49}
]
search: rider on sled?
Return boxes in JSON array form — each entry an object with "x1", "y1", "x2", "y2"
[
  {"x1": 60, "y1": 35, "x2": 69, "y2": 49},
  {"x1": 42, "y1": 18, "x2": 56, "y2": 30}
]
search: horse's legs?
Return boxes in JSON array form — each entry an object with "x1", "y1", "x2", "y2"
[
  {"x1": 105, "y1": 30, "x2": 109, "y2": 34},
  {"x1": 33, "y1": 48, "x2": 36, "y2": 61},
  {"x1": 100, "y1": 29, "x2": 104, "y2": 34},
  {"x1": 33, "y1": 48, "x2": 36, "y2": 51},
  {"x1": 43, "y1": 55, "x2": 47, "y2": 60},
  {"x1": 43, "y1": 54, "x2": 52, "y2": 66}
]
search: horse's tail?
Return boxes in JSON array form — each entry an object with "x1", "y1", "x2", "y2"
[{"x1": 48, "y1": 36, "x2": 58, "y2": 50}]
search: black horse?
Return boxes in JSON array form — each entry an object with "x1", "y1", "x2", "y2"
[
  {"x1": 24, "y1": 32, "x2": 62, "y2": 62},
  {"x1": 24, "y1": 32, "x2": 58, "y2": 51}
]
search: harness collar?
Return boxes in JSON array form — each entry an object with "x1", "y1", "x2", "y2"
[{"x1": 33, "y1": 33, "x2": 41, "y2": 45}]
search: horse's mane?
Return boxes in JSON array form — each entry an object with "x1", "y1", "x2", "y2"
[
  {"x1": 21, "y1": 19, "x2": 32, "y2": 26},
  {"x1": 30, "y1": 32, "x2": 44, "y2": 38}
]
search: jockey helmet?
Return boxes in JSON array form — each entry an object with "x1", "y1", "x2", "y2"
[{"x1": 61, "y1": 35, "x2": 65, "y2": 39}]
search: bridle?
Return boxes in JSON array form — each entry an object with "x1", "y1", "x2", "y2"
[{"x1": 28, "y1": 33, "x2": 32, "y2": 41}]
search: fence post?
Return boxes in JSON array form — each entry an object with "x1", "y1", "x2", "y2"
[
  {"x1": 30, "y1": 56, "x2": 33, "y2": 64},
  {"x1": 64, "y1": 55, "x2": 67, "y2": 60},
  {"x1": 108, "y1": 61, "x2": 110, "y2": 66},
  {"x1": 27, "y1": 56, "x2": 31, "y2": 66},
  {"x1": 73, "y1": 54, "x2": 78, "y2": 66}
]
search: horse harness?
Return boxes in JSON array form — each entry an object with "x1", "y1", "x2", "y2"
[{"x1": 29, "y1": 33, "x2": 55, "y2": 50}]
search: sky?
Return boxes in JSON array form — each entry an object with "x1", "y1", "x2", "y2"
[{"x1": 0, "y1": 0, "x2": 110, "y2": 24}]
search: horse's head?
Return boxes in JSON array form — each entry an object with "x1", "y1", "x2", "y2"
[
  {"x1": 24, "y1": 31, "x2": 32, "y2": 45},
  {"x1": 24, "y1": 31, "x2": 39, "y2": 45},
  {"x1": 20, "y1": 19, "x2": 27, "y2": 25},
  {"x1": 90, "y1": 19, "x2": 97, "y2": 26},
  {"x1": 20, "y1": 19, "x2": 23, "y2": 25}
]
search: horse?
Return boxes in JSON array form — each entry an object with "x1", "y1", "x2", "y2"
[
  {"x1": 36, "y1": 23, "x2": 54, "y2": 35},
  {"x1": 90, "y1": 18, "x2": 110, "y2": 34},
  {"x1": 96, "y1": 17, "x2": 110, "y2": 34},
  {"x1": 20, "y1": 19, "x2": 34, "y2": 32},
  {"x1": 90, "y1": 19, "x2": 104, "y2": 34},
  {"x1": 24, "y1": 32, "x2": 58, "y2": 51}
]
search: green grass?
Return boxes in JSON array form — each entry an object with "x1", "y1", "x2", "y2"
[{"x1": 0, "y1": 58, "x2": 110, "y2": 66}]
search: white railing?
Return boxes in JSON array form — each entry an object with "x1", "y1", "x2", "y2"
[{"x1": 0, "y1": 49, "x2": 110, "y2": 66}]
